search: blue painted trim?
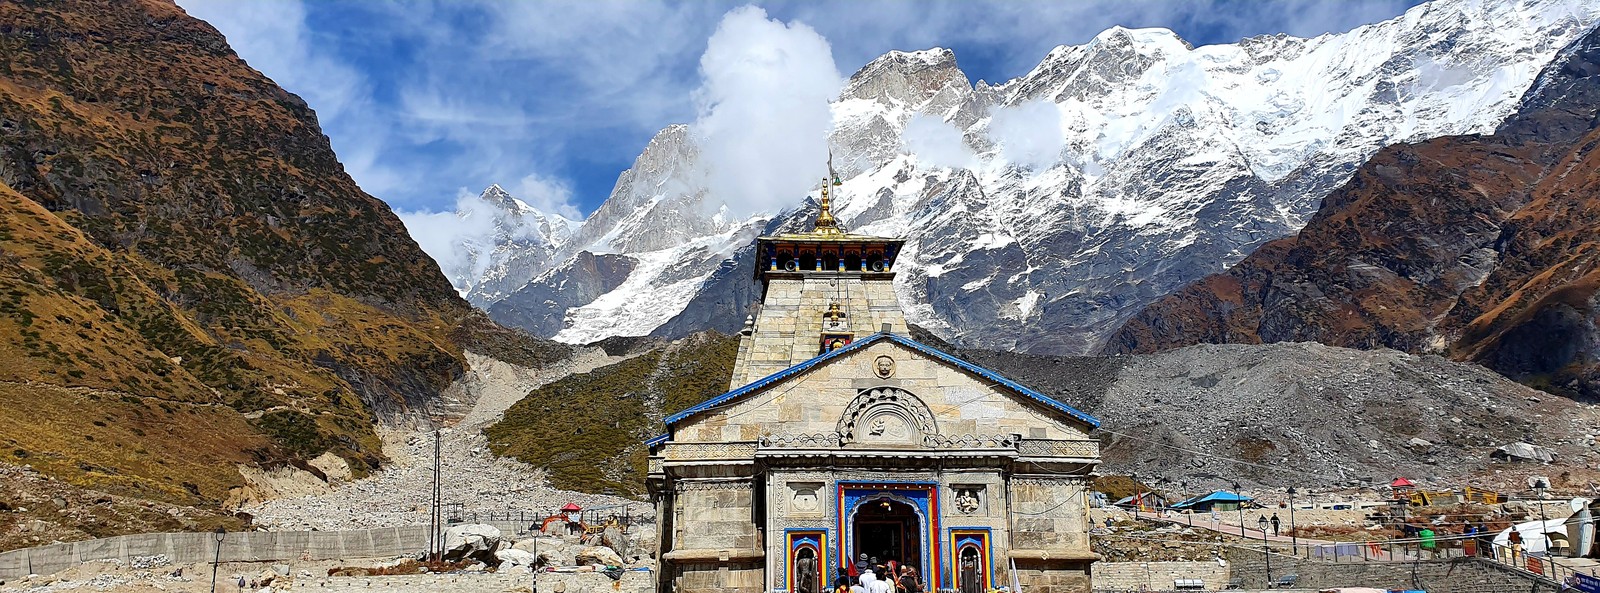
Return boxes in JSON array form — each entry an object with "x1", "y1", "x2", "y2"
[
  {"x1": 839, "y1": 482, "x2": 938, "y2": 587},
  {"x1": 644, "y1": 433, "x2": 670, "y2": 448},
  {"x1": 783, "y1": 528, "x2": 831, "y2": 589},
  {"x1": 657, "y1": 332, "x2": 1100, "y2": 434},
  {"x1": 948, "y1": 527, "x2": 995, "y2": 589},
  {"x1": 886, "y1": 335, "x2": 1101, "y2": 428},
  {"x1": 661, "y1": 333, "x2": 884, "y2": 425}
]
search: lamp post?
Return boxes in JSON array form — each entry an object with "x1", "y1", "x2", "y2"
[
  {"x1": 1232, "y1": 482, "x2": 1246, "y2": 538},
  {"x1": 1235, "y1": 481, "x2": 1269, "y2": 584},
  {"x1": 210, "y1": 526, "x2": 226, "y2": 593},
  {"x1": 1534, "y1": 481, "x2": 1549, "y2": 558},
  {"x1": 1287, "y1": 486, "x2": 1299, "y2": 556}
]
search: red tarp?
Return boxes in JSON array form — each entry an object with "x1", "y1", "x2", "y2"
[{"x1": 1390, "y1": 477, "x2": 1415, "y2": 488}]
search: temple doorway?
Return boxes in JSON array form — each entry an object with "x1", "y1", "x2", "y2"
[
  {"x1": 853, "y1": 498, "x2": 922, "y2": 573},
  {"x1": 958, "y1": 546, "x2": 984, "y2": 593}
]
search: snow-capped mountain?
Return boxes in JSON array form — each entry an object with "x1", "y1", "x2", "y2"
[
  {"x1": 452, "y1": 0, "x2": 1600, "y2": 353},
  {"x1": 445, "y1": 184, "x2": 577, "y2": 306}
]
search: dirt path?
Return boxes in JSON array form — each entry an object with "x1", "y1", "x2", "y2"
[{"x1": 247, "y1": 347, "x2": 651, "y2": 531}]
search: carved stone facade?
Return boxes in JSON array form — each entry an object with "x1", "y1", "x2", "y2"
[{"x1": 648, "y1": 199, "x2": 1101, "y2": 593}]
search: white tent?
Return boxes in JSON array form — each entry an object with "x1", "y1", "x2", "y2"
[{"x1": 1494, "y1": 516, "x2": 1571, "y2": 556}]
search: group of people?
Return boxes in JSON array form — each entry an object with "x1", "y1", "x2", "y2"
[{"x1": 835, "y1": 553, "x2": 923, "y2": 593}]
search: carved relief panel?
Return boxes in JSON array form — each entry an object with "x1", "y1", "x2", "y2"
[
  {"x1": 837, "y1": 387, "x2": 937, "y2": 446},
  {"x1": 788, "y1": 481, "x2": 825, "y2": 517},
  {"x1": 951, "y1": 484, "x2": 987, "y2": 515}
]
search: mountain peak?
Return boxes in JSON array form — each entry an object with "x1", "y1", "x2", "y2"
[
  {"x1": 477, "y1": 184, "x2": 536, "y2": 216},
  {"x1": 841, "y1": 47, "x2": 968, "y2": 104},
  {"x1": 1092, "y1": 25, "x2": 1192, "y2": 51}
]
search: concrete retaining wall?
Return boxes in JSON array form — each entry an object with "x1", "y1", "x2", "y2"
[
  {"x1": 1091, "y1": 561, "x2": 1229, "y2": 590},
  {"x1": 0, "y1": 526, "x2": 431, "y2": 580}
]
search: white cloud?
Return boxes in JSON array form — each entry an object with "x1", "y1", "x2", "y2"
[
  {"x1": 397, "y1": 195, "x2": 493, "y2": 292},
  {"x1": 902, "y1": 114, "x2": 976, "y2": 170},
  {"x1": 510, "y1": 173, "x2": 582, "y2": 221},
  {"x1": 396, "y1": 183, "x2": 578, "y2": 293},
  {"x1": 987, "y1": 100, "x2": 1066, "y2": 170},
  {"x1": 691, "y1": 6, "x2": 843, "y2": 219}
]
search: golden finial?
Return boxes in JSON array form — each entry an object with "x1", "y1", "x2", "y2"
[
  {"x1": 812, "y1": 154, "x2": 845, "y2": 235},
  {"x1": 824, "y1": 302, "x2": 846, "y2": 323}
]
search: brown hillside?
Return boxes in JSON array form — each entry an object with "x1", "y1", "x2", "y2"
[
  {"x1": 1105, "y1": 28, "x2": 1600, "y2": 399},
  {"x1": 0, "y1": 0, "x2": 473, "y2": 527}
]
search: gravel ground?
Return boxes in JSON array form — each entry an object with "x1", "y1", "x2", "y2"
[{"x1": 248, "y1": 349, "x2": 653, "y2": 531}]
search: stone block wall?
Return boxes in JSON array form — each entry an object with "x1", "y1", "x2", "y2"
[
  {"x1": 1224, "y1": 548, "x2": 1564, "y2": 592},
  {"x1": 692, "y1": 341, "x2": 1097, "y2": 444},
  {"x1": 0, "y1": 525, "x2": 430, "y2": 580},
  {"x1": 732, "y1": 276, "x2": 909, "y2": 387},
  {"x1": 665, "y1": 480, "x2": 766, "y2": 593},
  {"x1": 671, "y1": 560, "x2": 765, "y2": 593},
  {"x1": 1009, "y1": 476, "x2": 1094, "y2": 593},
  {"x1": 1090, "y1": 561, "x2": 1229, "y2": 590},
  {"x1": 1013, "y1": 559, "x2": 1092, "y2": 593},
  {"x1": 672, "y1": 482, "x2": 761, "y2": 553},
  {"x1": 1009, "y1": 476, "x2": 1091, "y2": 553}
]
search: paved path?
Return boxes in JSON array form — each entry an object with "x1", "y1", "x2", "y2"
[{"x1": 1127, "y1": 511, "x2": 1416, "y2": 561}]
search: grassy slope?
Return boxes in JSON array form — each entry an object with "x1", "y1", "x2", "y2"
[
  {"x1": 0, "y1": 0, "x2": 475, "y2": 547},
  {"x1": 485, "y1": 332, "x2": 739, "y2": 496}
]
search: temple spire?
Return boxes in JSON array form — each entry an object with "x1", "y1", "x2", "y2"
[{"x1": 812, "y1": 153, "x2": 845, "y2": 235}]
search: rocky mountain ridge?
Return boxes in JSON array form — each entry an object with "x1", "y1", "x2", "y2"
[
  {"x1": 447, "y1": 0, "x2": 1600, "y2": 355},
  {"x1": 0, "y1": 0, "x2": 474, "y2": 520},
  {"x1": 1106, "y1": 21, "x2": 1600, "y2": 400}
]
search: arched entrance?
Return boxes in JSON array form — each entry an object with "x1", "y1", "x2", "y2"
[
  {"x1": 839, "y1": 482, "x2": 941, "y2": 588},
  {"x1": 853, "y1": 497, "x2": 922, "y2": 573}
]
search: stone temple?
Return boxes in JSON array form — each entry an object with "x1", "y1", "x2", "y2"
[{"x1": 647, "y1": 173, "x2": 1103, "y2": 593}]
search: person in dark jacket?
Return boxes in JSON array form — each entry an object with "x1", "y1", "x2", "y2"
[{"x1": 897, "y1": 567, "x2": 924, "y2": 593}]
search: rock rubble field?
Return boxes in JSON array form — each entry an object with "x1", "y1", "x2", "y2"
[
  {"x1": 248, "y1": 351, "x2": 653, "y2": 532},
  {"x1": 956, "y1": 342, "x2": 1600, "y2": 491}
]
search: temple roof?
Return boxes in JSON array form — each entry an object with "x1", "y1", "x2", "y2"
[
  {"x1": 656, "y1": 332, "x2": 1101, "y2": 437},
  {"x1": 757, "y1": 231, "x2": 902, "y2": 243}
]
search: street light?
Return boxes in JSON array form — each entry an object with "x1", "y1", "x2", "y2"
[
  {"x1": 1235, "y1": 481, "x2": 1270, "y2": 584},
  {"x1": 211, "y1": 526, "x2": 226, "y2": 593},
  {"x1": 1534, "y1": 480, "x2": 1550, "y2": 557},
  {"x1": 1232, "y1": 482, "x2": 1246, "y2": 538},
  {"x1": 1287, "y1": 487, "x2": 1299, "y2": 556}
]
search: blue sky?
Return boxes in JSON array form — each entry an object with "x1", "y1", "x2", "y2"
[{"x1": 178, "y1": 0, "x2": 1425, "y2": 220}]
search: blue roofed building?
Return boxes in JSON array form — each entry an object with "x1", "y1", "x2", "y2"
[{"x1": 645, "y1": 174, "x2": 1103, "y2": 593}]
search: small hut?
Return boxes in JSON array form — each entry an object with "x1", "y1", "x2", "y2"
[{"x1": 1170, "y1": 491, "x2": 1252, "y2": 513}]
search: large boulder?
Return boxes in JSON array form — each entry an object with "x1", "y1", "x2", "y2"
[
  {"x1": 1493, "y1": 442, "x2": 1556, "y2": 463},
  {"x1": 443, "y1": 524, "x2": 502, "y2": 563},
  {"x1": 602, "y1": 526, "x2": 628, "y2": 557},
  {"x1": 513, "y1": 537, "x2": 574, "y2": 567},
  {"x1": 495, "y1": 549, "x2": 538, "y2": 573},
  {"x1": 575, "y1": 546, "x2": 624, "y2": 567}
]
